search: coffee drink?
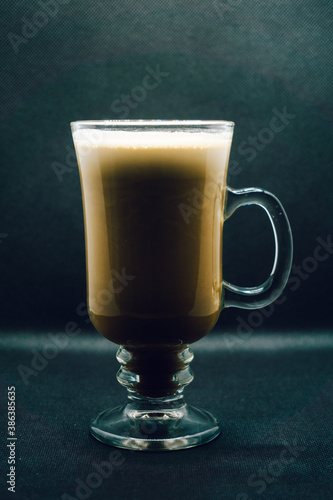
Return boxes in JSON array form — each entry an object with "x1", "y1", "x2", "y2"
[{"x1": 73, "y1": 129, "x2": 232, "y2": 348}]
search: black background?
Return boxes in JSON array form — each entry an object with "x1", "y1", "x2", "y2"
[
  {"x1": 0, "y1": 3, "x2": 333, "y2": 500},
  {"x1": 1, "y1": 1, "x2": 332, "y2": 330}
]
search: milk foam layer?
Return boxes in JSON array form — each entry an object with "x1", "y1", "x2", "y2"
[{"x1": 73, "y1": 129, "x2": 232, "y2": 149}]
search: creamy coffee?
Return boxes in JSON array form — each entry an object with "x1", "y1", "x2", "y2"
[{"x1": 73, "y1": 129, "x2": 232, "y2": 347}]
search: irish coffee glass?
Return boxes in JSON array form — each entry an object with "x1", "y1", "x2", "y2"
[{"x1": 71, "y1": 120, "x2": 292, "y2": 451}]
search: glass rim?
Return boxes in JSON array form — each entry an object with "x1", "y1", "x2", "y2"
[{"x1": 70, "y1": 119, "x2": 234, "y2": 130}]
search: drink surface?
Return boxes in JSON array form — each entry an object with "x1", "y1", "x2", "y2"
[{"x1": 74, "y1": 129, "x2": 232, "y2": 346}]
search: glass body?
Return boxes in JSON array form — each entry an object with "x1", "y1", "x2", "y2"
[{"x1": 71, "y1": 120, "x2": 292, "y2": 451}]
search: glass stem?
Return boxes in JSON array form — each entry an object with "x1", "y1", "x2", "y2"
[{"x1": 116, "y1": 344, "x2": 194, "y2": 399}]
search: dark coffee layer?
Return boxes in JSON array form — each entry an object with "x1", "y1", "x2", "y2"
[{"x1": 89, "y1": 310, "x2": 220, "y2": 346}]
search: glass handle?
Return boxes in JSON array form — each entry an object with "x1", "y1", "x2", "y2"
[{"x1": 223, "y1": 187, "x2": 293, "y2": 309}]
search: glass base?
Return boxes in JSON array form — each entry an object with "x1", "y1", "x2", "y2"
[{"x1": 90, "y1": 395, "x2": 220, "y2": 451}]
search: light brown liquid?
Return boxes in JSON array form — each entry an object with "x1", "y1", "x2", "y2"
[{"x1": 74, "y1": 130, "x2": 231, "y2": 348}]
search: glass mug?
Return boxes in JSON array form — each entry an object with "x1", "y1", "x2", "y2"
[{"x1": 71, "y1": 120, "x2": 292, "y2": 451}]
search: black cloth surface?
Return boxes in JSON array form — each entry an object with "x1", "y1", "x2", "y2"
[{"x1": 1, "y1": 331, "x2": 332, "y2": 500}]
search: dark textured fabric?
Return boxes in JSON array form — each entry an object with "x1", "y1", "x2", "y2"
[
  {"x1": 1, "y1": 2, "x2": 333, "y2": 497},
  {"x1": 0, "y1": 1, "x2": 332, "y2": 330},
  {"x1": 0, "y1": 331, "x2": 332, "y2": 499}
]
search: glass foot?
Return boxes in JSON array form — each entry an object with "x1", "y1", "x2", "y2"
[{"x1": 90, "y1": 395, "x2": 220, "y2": 451}]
